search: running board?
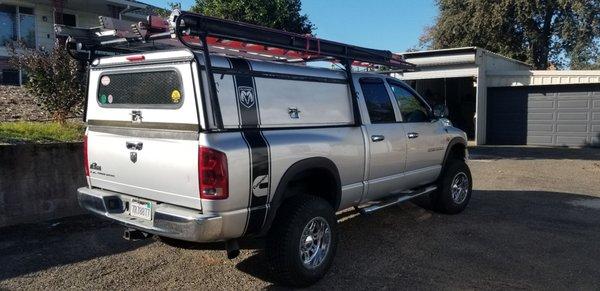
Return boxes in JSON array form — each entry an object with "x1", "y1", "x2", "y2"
[{"x1": 359, "y1": 185, "x2": 437, "y2": 215}]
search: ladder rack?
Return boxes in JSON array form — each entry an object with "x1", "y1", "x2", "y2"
[{"x1": 55, "y1": 10, "x2": 415, "y2": 70}]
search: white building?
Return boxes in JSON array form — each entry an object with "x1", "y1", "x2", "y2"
[
  {"x1": 394, "y1": 47, "x2": 600, "y2": 147},
  {"x1": 0, "y1": 0, "x2": 158, "y2": 85}
]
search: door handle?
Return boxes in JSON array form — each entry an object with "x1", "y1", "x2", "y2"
[
  {"x1": 371, "y1": 135, "x2": 385, "y2": 142},
  {"x1": 126, "y1": 141, "x2": 143, "y2": 151},
  {"x1": 407, "y1": 132, "x2": 419, "y2": 139}
]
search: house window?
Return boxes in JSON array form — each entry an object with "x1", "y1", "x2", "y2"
[
  {"x1": 0, "y1": 5, "x2": 16, "y2": 46},
  {"x1": 0, "y1": 5, "x2": 36, "y2": 48},
  {"x1": 19, "y1": 11, "x2": 35, "y2": 48},
  {"x1": 55, "y1": 12, "x2": 76, "y2": 27},
  {"x1": 1, "y1": 69, "x2": 20, "y2": 85}
]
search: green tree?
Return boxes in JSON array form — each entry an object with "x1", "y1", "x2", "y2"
[
  {"x1": 153, "y1": 2, "x2": 182, "y2": 17},
  {"x1": 420, "y1": 0, "x2": 600, "y2": 69},
  {"x1": 191, "y1": 0, "x2": 314, "y2": 34}
]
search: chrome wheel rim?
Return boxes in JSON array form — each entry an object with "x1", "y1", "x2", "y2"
[
  {"x1": 299, "y1": 217, "x2": 331, "y2": 269},
  {"x1": 451, "y1": 172, "x2": 469, "y2": 204}
]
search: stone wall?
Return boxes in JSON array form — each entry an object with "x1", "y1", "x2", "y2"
[{"x1": 0, "y1": 143, "x2": 86, "y2": 227}]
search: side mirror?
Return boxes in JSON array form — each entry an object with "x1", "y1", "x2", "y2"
[{"x1": 433, "y1": 104, "x2": 449, "y2": 119}]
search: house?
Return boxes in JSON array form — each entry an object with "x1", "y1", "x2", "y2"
[
  {"x1": 394, "y1": 47, "x2": 600, "y2": 147},
  {"x1": 0, "y1": 0, "x2": 159, "y2": 85}
]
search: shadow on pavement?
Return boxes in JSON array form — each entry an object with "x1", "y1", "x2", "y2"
[
  {"x1": 236, "y1": 190, "x2": 600, "y2": 289},
  {"x1": 469, "y1": 146, "x2": 600, "y2": 161},
  {"x1": 2, "y1": 190, "x2": 600, "y2": 289},
  {"x1": 0, "y1": 215, "x2": 151, "y2": 281}
]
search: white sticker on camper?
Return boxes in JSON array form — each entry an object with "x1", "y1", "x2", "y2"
[{"x1": 101, "y1": 76, "x2": 111, "y2": 86}]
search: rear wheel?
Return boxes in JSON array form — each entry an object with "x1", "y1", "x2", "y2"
[
  {"x1": 431, "y1": 159, "x2": 472, "y2": 214},
  {"x1": 267, "y1": 195, "x2": 338, "y2": 287}
]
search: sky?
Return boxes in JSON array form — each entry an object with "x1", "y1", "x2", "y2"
[{"x1": 143, "y1": 0, "x2": 438, "y2": 52}]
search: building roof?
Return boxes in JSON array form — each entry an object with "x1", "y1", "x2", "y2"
[
  {"x1": 399, "y1": 47, "x2": 532, "y2": 69},
  {"x1": 400, "y1": 47, "x2": 478, "y2": 58}
]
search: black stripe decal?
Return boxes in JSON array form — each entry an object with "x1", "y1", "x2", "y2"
[
  {"x1": 230, "y1": 58, "x2": 271, "y2": 235},
  {"x1": 230, "y1": 59, "x2": 259, "y2": 128}
]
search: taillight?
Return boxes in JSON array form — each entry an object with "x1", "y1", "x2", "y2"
[
  {"x1": 83, "y1": 134, "x2": 89, "y2": 177},
  {"x1": 199, "y1": 146, "x2": 229, "y2": 200}
]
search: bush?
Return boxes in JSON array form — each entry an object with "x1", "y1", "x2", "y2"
[{"x1": 8, "y1": 41, "x2": 86, "y2": 123}]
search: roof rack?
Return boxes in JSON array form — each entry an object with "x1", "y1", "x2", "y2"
[
  {"x1": 54, "y1": 10, "x2": 415, "y2": 71},
  {"x1": 56, "y1": 10, "x2": 415, "y2": 130}
]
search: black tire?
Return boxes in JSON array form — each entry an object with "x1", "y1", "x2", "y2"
[
  {"x1": 431, "y1": 159, "x2": 472, "y2": 214},
  {"x1": 266, "y1": 195, "x2": 338, "y2": 287}
]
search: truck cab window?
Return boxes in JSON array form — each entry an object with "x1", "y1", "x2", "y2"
[
  {"x1": 360, "y1": 79, "x2": 396, "y2": 123},
  {"x1": 389, "y1": 82, "x2": 430, "y2": 123}
]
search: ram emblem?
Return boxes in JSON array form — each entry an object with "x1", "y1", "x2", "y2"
[{"x1": 238, "y1": 86, "x2": 256, "y2": 108}]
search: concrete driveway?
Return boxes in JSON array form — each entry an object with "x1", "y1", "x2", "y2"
[{"x1": 1, "y1": 146, "x2": 600, "y2": 290}]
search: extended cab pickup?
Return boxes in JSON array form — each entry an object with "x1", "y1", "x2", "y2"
[{"x1": 71, "y1": 11, "x2": 471, "y2": 287}]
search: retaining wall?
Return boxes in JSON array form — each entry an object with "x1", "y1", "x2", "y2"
[{"x1": 0, "y1": 142, "x2": 85, "y2": 227}]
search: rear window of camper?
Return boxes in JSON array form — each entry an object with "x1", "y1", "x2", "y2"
[{"x1": 97, "y1": 70, "x2": 183, "y2": 108}]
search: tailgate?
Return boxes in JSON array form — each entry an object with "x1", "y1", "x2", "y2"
[{"x1": 85, "y1": 53, "x2": 202, "y2": 210}]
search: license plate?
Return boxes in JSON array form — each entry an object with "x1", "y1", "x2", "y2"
[{"x1": 130, "y1": 199, "x2": 152, "y2": 220}]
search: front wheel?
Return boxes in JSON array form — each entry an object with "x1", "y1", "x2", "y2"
[
  {"x1": 432, "y1": 160, "x2": 472, "y2": 214},
  {"x1": 266, "y1": 195, "x2": 338, "y2": 287}
]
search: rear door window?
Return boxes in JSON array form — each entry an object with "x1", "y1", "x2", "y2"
[
  {"x1": 97, "y1": 70, "x2": 183, "y2": 108},
  {"x1": 359, "y1": 78, "x2": 396, "y2": 123}
]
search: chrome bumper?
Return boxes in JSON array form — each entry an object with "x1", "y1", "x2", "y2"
[{"x1": 77, "y1": 187, "x2": 223, "y2": 242}]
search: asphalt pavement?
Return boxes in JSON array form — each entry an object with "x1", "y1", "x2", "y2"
[{"x1": 1, "y1": 146, "x2": 599, "y2": 290}]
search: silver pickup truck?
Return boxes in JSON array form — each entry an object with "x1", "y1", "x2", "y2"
[{"x1": 69, "y1": 11, "x2": 471, "y2": 287}]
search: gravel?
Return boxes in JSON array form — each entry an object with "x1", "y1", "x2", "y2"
[
  {"x1": 1, "y1": 146, "x2": 599, "y2": 290},
  {"x1": 0, "y1": 86, "x2": 50, "y2": 122}
]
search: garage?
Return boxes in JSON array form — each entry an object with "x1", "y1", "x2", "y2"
[
  {"x1": 487, "y1": 84, "x2": 600, "y2": 146},
  {"x1": 395, "y1": 47, "x2": 600, "y2": 146},
  {"x1": 394, "y1": 47, "x2": 534, "y2": 145}
]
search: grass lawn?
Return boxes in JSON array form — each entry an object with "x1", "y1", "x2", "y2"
[{"x1": 0, "y1": 121, "x2": 84, "y2": 144}]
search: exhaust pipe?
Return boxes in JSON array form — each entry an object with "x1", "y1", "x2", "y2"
[{"x1": 123, "y1": 228, "x2": 150, "y2": 241}]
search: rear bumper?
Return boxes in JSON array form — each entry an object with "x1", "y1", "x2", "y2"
[{"x1": 77, "y1": 187, "x2": 224, "y2": 242}]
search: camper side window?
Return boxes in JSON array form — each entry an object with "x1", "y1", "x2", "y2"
[{"x1": 359, "y1": 78, "x2": 396, "y2": 124}]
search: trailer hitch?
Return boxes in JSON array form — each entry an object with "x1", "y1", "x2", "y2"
[{"x1": 123, "y1": 228, "x2": 150, "y2": 241}]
